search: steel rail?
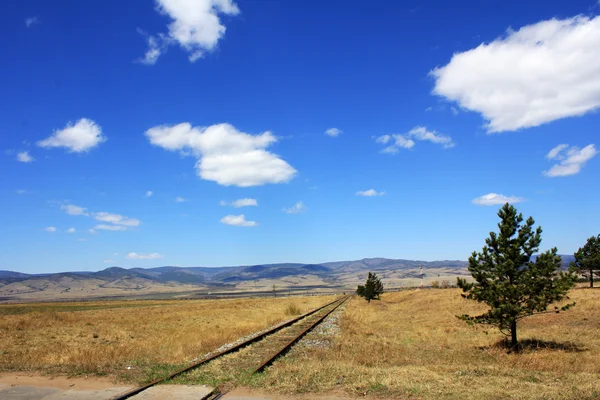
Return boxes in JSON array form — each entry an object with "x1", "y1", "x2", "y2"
[
  {"x1": 110, "y1": 295, "x2": 348, "y2": 400},
  {"x1": 252, "y1": 295, "x2": 350, "y2": 373}
]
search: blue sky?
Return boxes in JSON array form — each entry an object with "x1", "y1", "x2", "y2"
[{"x1": 2, "y1": 0, "x2": 599, "y2": 273}]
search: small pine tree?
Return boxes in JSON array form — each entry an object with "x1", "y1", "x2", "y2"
[
  {"x1": 570, "y1": 234, "x2": 600, "y2": 288},
  {"x1": 457, "y1": 203, "x2": 576, "y2": 350},
  {"x1": 357, "y1": 272, "x2": 384, "y2": 303}
]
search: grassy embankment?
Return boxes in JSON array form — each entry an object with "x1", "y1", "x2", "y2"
[
  {"x1": 254, "y1": 288, "x2": 600, "y2": 400},
  {"x1": 0, "y1": 295, "x2": 334, "y2": 383}
]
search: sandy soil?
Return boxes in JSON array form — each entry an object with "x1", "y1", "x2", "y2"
[{"x1": 0, "y1": 372, "x2": 129, "y2": 391}]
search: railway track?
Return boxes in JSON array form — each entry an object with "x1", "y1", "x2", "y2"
[{"x1": 111, "y1": 294, "x2": 350, "y2": 400}]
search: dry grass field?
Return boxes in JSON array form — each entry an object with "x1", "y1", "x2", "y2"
[
  {"x1": 0, "y1": 295, "x2": 334, "y2": 383},
  {"x1": 257, "y1": 288, "x2": 600, "y2": 400}
]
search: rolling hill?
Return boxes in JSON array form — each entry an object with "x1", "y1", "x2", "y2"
[{"x1": 0, "y1": 255, "x2": 575, "y2": 302}]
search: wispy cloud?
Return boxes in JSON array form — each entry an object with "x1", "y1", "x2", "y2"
[
  {"x1": 220, "y1": 214, "x2": 258, "y2": 227},
  {"x1": 472, "y1": 193, "x2": 525, "y2": 206},
  {"x1": 45, "y1": 226, "x2": 57, "y2": 233},
  {"x1": 91, "y1": 225, "x2": 128, "y2": 232},
  {"x1": 17, "y1": 151, "x2": 34, "y2": 163},
  {"x1": 126, "y1": 252, "x2": 164, "y2": 260},
  {"x1": 220, "y1": 198, "x2": 258, "y2": 208},
  {"x1": 544, "y1": 144, "x2": 597, "y2": 177},
  {"x1": 375, "y1": 126, "x2": 454, "y2": 154},
  {"x1": 175, "y1": 196, "x2": 188, "y2": 203},
  {"x1": 283, "y1": 201, "x2": 306, "y2": 214},
  {"x1": 325, "y1": 127, "x2": 342, "y2": 137},
  {"x1": 61, "y1": 203, "x2": 140, "y2": 232},
  {"x1": 25, "y1": 16, "x2": 39, "y2": 28},
  {"x1": 145, "y1": 190, "x2": 153, "y2": 197},
  {"x1": 67, "y1": 228, "x2": 75, "y2": 233},
  {"x1": 356, "y1": 189, "x2": 385, "y2": 197}
]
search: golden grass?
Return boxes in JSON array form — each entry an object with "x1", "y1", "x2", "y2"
[
  {"x1": 258, "y1": 288, "x2": 600, "y2": 399},
  {"x1": 0, "y1": 295, "x2": 333, "y2": 383}
]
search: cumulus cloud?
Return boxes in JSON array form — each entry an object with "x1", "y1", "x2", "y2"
[
  {"x1": 25, "y1": 16, "x2": 39, "y2": 28},
  {"x1": 356, "y1": 189, "x2": 385, "y2": 197},
  {"x1": 283, "y1": 201, "x2": 306, "y2": 214},
  {"x1": 17, "y1": 151, "x2": 34, "y2": 163},
  {"x1": 544, "y1": 144, "x2": 597, "y2": 177},
  {"x1": 61, "y1": 204, "x2": 140, "y2": 232},
  {"x1": 126, "y1": 252, "x2": 164, "y2": 260},
  {"x1": 140, "y1": 0, "x2": 240, "y2": 64},
  {"x1": 145, "y1": 122, "x2": 296, "y2": 187},
  {"x1": 325, "y1": 128, "x2": 342, "y2": 137},
  {"x1": 375, "y1": 126, "x2": 453, "y2": 153},
  {"x1": 220, "y1": 198, "x2": 258, "y2": 208},
  {"x1": 37, "y1": 118, "x2": 106, "y2": 152},
  {"x1": 431, "y1": 15, "x2": 600, "y2": 133},
  {"x1": 45, "y1": 226, "x2": 57, "y2": 232},
  {"x1": 472, "y1": 193, "x2": 525, "y2": 206},
  {"x1": 67, "y1": 228, "x2": 75, "y2": 233},
  {"x1": 220, "y1": 214, "x2": 257, "y2": 227},
  {"x1": 146, "y1": 190, "x2": 154, "y2": 197}
]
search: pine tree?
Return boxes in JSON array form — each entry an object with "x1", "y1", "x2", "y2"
[
  {"x1": 357, "y1": 272, "x2": 384, "y2": 302},
  {"x1": 457, "y1": 203, "x2": 576, "y2": 350},
  {"x1": 570, "y1": 235, "x2": 600, "y2": 288}
]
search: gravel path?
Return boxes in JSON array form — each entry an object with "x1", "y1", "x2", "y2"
[{"x1": 296, "y1": 301, "x2": 347, "y2": 349}]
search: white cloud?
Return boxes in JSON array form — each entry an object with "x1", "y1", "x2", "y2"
[
  {"x1": 16, "y1": 189, "x2": 27, "y2": 195},
  {"x1": 146, "y1": 122, "x2": 296, "y2": 187},
  {"x1": 375, "y1": 135, "x2": 391, "y2": 144},
  {"x1": 25, "y1": 16, "x2": 39, "y2": 28},
  {"x1": 283, "y1": 201, "x2": 306, "y2": 214},
  {"x1": 67, "y1": 228, "x2": 75, "y2": 233},
  {"x1": 137, "y1": 30, "x2": 167, "y2": 65},
  {"x1": 91, "y1": 224, "x2": 128, "y2": 232},
  {"x1": 472, "y1": 193, "x2": 525, "y2": 206},
  {"x1": 431, "y1": 15, "x2": 600, "y2": 133},
  {"x1": 545, "y1": 144, "x2": 569, "y2": 160},
  {"x1": 61, "y1": 204, "x2": 140, "y2": 231},
  {"x1": 175, "y1": 196, "x2": 188, "y2": 203},
  {"x1": 103, "y1": 260, "x2": 114, "y2": 264},
  {"x1": 45, "y1": 227, "x2": 57, "y2": 232},
  {"x1": 146, "y1": 190, "x2": 154, "y2": 197},
  {"x1": 61, "y1": 204, "x2": 88, "y2": 216},
  {"x1": 325, "y1": 128, "x2": 342, "y2": 137},
  {"x1": 93, "y1": 212, "x2": 141, "y2": 227},
  {"x1": 356, "y1": 189, "x2": 385, "y2": 197},
  {"x1": 407, "y1": 127, "x2": 455, "y2": 148},
  {"x1": 220, "y1": 214, "x2": 257, "y2": 227},
  {"x1": 375, "y1": 126, "x2": 453, "y2": 153},
  {"x1": 37, "y1": 118, "x2": 106, "y2": 152},
  {"x1": 17, "y1": 151, "x2": 34, "y2": 163},
  {"x1": 141, "y1": 0, "x2": 240, "y2": 64},
  {"x1": 126, "y1": 252, "x2": 164, "y2": 260},
  {"x1": 221, "y1": 198, "x2": 258, "y2": 208},
  {"x1": 544, "y1": 144, "x2": 597, "y2": 177}
]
